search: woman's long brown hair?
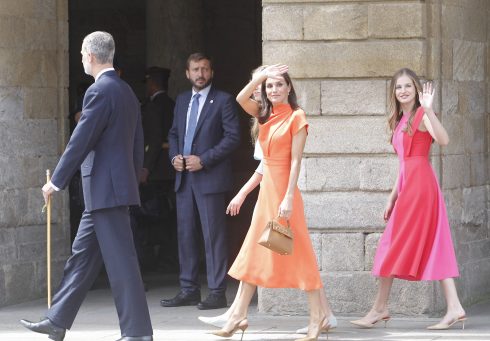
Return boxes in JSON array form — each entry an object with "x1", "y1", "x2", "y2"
[
  {"x1": 388, "y1": 68, "x2": 423, "y2": 143},
  {"x1": 258, "y1": 72, "x2": 299, "y2": 124}
]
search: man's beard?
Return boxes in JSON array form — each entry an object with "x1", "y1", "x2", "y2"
[{"x1": 191, "y1": 77, "x2": 213, "y2": 90}]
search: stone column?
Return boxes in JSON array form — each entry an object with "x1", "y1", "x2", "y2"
[
  {"x1": 146, "y1": 0, "x2": 204, "y2": 98},
  {"x1": 431, "y1": 0, "x2": 490, "y2": 309},
  {"x1": 0, "y1": 0, "x2": 70, "y2": 306}
]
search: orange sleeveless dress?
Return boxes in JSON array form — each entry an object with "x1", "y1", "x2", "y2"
[{"x1": 228, "y1": 104, "x2": 322, "y2": 290}]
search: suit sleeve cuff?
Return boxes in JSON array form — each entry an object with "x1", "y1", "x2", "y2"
[{"x1": 49, "y1": 181, "x2": 61, "y2": 191}]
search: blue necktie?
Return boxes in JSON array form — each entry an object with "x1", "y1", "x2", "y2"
[{"x1": 183, "y1": 93, "x2": 201, "y2": 156}]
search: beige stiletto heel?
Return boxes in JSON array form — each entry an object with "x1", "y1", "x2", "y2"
[
  {"x1": 427, "y1": 316, "x2": 467, "y2": 330},
  {"x1": 211, "y1": 318, "x2": 248, "y2": 340},
  {"x1": 350, "y1": 316, "x2": 391, "y2": 328}
]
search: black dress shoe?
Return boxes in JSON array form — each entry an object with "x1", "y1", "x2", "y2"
[
  {"x1": 19, "y1": 318, "x2": 66, "y2": 341},
  {"x1": 197, "y1": 293, "x2": 227, "y2": 310},
  {"x1": 160, "y1": 290, "x2": 200, "y2": 307},
  {"x1": 116, "y1": 336, "x2": 153, "y2": 341}
]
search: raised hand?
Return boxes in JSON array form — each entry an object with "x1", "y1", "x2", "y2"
[
  {"x1": 253, "y1": 64, "x2": 289, "y2": 82},
  {"x1": 419, "y1": 81, "x2": 435, "y2": 111}
]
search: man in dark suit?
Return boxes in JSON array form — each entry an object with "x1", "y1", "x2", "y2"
[
  {"x1": 20, "y1": 31, "x2": 153, "y2": 341},
  {"x1": 133, "y1": 67, "x2": 176, "y2": 270},
  {"x1": 161, "y1": 52, "x2": 240, "y2": 310},
  {"x1": 140, "y1": 66, "x2": 175, "y2": 185}
]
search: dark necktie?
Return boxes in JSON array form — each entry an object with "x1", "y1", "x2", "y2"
[{"x1": 183, "y1": 93, "x2": 201, "y2": 156}]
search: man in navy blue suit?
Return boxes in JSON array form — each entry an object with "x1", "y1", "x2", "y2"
[
  {"x1": 161, "y1": 53, "x2": 240, "y2": 310},
  {"x1": 20, "y1": 31, "x2": 153, "y2": 341}
]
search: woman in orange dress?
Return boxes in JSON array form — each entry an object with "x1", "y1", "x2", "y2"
[
  {"x1": 200, "y1": 65, "x2": 336, "y2": 336},
  {"x1": 350, "y1": 68, "x2": 465, "y2": 330},
  {"x1": 212, "y1": 65, "x2": 330, "y2": 341}
]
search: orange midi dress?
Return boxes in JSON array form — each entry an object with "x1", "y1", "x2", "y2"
[{"x1": 228, "y1": 103, "x2": 322, "y2": 291}]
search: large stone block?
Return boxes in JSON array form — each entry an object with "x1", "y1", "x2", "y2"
[
  {"x1": 262, "y1": 5, "x2": 303, "y2": 41},
  {"x1": 0, "y1": 188, "x2": 59, "y2": 228},
  {"x1": 0, "y1": 0, "x2": 38, "y2": 18},
  {"x1": 462, "y1": 186, "x2": 486, "y2": 227},
  {"x1": 470, "y1": 153, "x2": 486, "y2": 187},
  {"x1": 19, "y1": 50, "x2": 59, "y2": 87},
  {"x1": 3, "y1": 262, "x2": 37, "y2": 305},
  {"x1": 303, "y1": 192, "x2": 386, "y2": 229},
  {"x1": 364, "y1": 232, "x2": 381, "y2": 271},
  {"x1": 463, "y1": 118, "x2": 486, "y2": 154},
  {"x1": 441, "y1": 39, "x2": 453, "y2": 80},
  {"x1": 24, "y1": 87, "x2": 58, "y2": 119},
  {"x1": 24, "y1": 19, "x2": 57, "y2": 51},
  {"x1": 441, "y1": 114, "x2": 465, "y2": 155},
  {"x1": 321, "y1": 233, "x2": 364, "y2": 271},
  {"x1": 305, "y1": 117, "x2": 392, "y2": 154},
  {"x1": 321, "y1": 80, "x2": 386, "y2": 115},
  {"x1": 0, "y1": 86, "x2": 23, "y2": 119},
  {"x1": 459, "y1": 81, "x2": 486, "y2": 116},
  {"x1": 0, "y1": 49, "x2": 58, "y2": 87},
  {"x1": 442, "y1": 154, "x2": 470, "y2": 189},
  {"x1": 0, "y1": 119, "x2": 58, "y2": 157},
  {"x1": 0, "y1": 17, "x2": 26, "y2": 49},
  {"x1": 310, "y1": 232, "x2": 322, "y2": 271},
  {"x1": 0, "y1": 244, "x2": 17, "y2": 264},
  {"x1": 302, "y1": 157, "x2": 361, "y2": 191},
  {"x1": 0, "y1": 155, "x2": 59, "y2": 190},
  {"x1": 368, "y1": 3, "x2": 424, "y2": 38},
  {"x1": 444, "y1": 188, "x2": 463, "y2": 230},
  {"x1": 453, "y1": 40, "x2": 485, "y2": 82},
  {"x1": 442, "y1": 4, "x2": 487, "y2": 42},
  {"x1": 459, "y1": 239, "x2": 490, "y2": 266},
  {"x1": 465, "y1": 259, "x2": 490, "y2": 301},
  {"x1": 258, "y1": 286, "x2": 308, "y2": 315},
  {"x1": 441, "y1": 81, "x2": 458, "y2": 116},
  {"x1": 303, "y1": 4, "x2": 367, "y2": 40},
  {"x1": 293, "y1": 79, "x2": 320, "y2": 116},
  {"x1": 263, "y1": 40, "x2": 425, "y2": 78},
  {"x1": 359, "y1": 156, "x2": 398, "y2": 191}
]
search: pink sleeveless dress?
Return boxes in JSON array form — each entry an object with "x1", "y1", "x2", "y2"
[{"x1": 372, "y1": 107, "x2": 459, "y2": 280}]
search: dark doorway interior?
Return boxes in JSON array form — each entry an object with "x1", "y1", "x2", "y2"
[{"x1": 68, "y1": 1, "x2": 262, "y2": 279}]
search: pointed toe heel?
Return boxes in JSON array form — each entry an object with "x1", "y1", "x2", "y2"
[
  {"x1": 211, "y1": 319, "x2": 248, "y2": 340},
  {"x1": 427, "y1": 316, "x2": 467, "y2": 330}
]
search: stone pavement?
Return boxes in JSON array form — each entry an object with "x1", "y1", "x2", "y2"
[{"x1": 0, "y1": 276, "x2": 489, "y2": 341}]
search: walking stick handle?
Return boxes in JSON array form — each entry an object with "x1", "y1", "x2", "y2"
[{"x1": 46, "y1": 169, "x2": 52, "y2": 308}]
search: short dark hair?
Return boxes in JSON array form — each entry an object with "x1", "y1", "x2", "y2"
[{"x1": 186, "y1": 52, "x2": 213, "y2": 70}]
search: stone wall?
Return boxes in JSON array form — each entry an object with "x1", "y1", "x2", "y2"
[
  {"x1": 0, "y1": 0, "x2": 70, "y2": 306},
  {"x1": 432, "y1": 0, "x2": 490, "y2": 309},
  {"x1": 259, "y1": 0, "x2": 490, "y2": 316}
]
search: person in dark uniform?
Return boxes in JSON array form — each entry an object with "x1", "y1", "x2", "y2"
[{"x1": 132, "y1": 67, "x2": 177, "y2": 273}]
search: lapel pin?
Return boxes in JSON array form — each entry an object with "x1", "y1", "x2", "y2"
[{"x1": 210, "y1": 100, "x2": 214, "y2": 104}]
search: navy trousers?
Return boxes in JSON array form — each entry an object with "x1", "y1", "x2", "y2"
[
  {"x1": 176, "y1": 173, "x2": 228, "y2": 295},
  {"x1": 46, "y1": 206, "x2": 152, "y2": 337}
]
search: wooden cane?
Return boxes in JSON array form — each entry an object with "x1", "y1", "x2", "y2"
[{"x1": 46, "y1": 169, "x2": 52, "y2": 308}]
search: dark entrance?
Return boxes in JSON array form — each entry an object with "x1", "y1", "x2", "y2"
[{"x1": 68, "y1": 1, "x2": 262, "y2": 278}]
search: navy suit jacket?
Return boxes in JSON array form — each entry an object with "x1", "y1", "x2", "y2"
[
  {"x1": 168, "y1": 86, "x2": 240, "y2": 194},
  {"x1": 51, "y1": 70, "x2": 144, "y2": 212}
]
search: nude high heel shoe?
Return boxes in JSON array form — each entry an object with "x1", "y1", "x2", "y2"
[
  {"x1": 427, "y1": 316, "x2": 467, "y2": 330},
  {"x1": 350, "y1": 316, "x2": 390, "y2": 328},
  {"x1": 295, "y1": 316, "x2": 328, "y2": 341},
  {"x1": 211, "y1": 319, "x2": 248, "y2": 341}
]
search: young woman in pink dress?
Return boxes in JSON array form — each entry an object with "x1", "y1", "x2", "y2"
[{"x1": 350, "y1": 68, "x2": 466, "y2": 330}]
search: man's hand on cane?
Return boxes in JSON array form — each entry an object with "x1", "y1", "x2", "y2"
[{"x1": 42, "y1": 182, "x2": 55, "y2": 205}]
